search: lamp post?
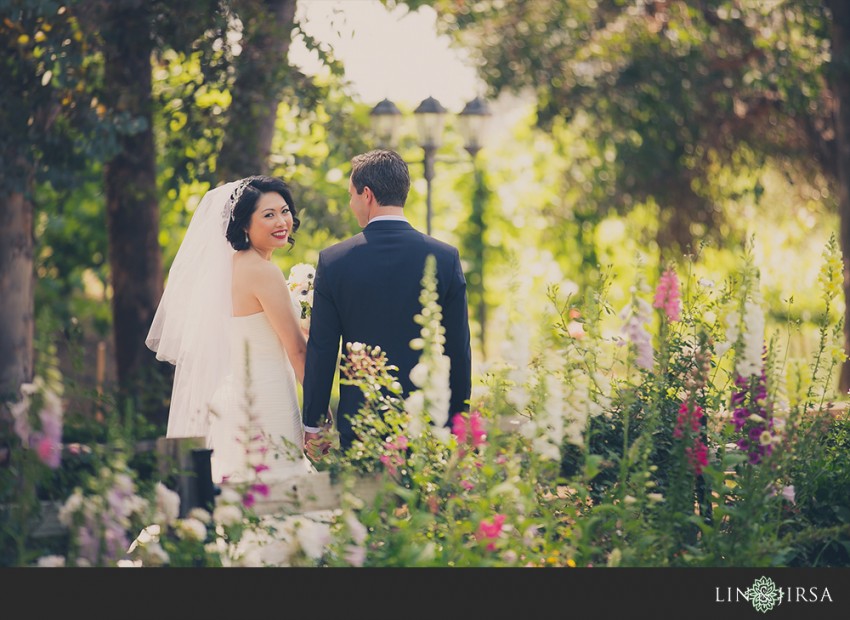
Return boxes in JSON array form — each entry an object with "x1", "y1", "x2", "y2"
[
  {"x1": 368, "y1": 97, "x2": 403, "y2": 149},
  {"x1": 368, "y1": 94, "x2": 490, "y2": 236},
  {"x1": 458, "y1": 96, "x2": 491, "y2": 352},
  {"x1": 457, "y1": 96, "x2": 490, "y2": 159},
  {"x1": 368, "y1": 94, "x2": 492, "y2": 352},
  {"x1": 412, "y1": 96, "x2": 447, "y2": 236}
]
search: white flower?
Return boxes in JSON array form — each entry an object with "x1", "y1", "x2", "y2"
[
  {"x1": 257, "y1": 540, "x2": 296, "y2": 567},
  {"x1": 715, "y1": 310, "x2": 740, "y2": 358},
  {"x1": 188, "y1": 507, "x2": 211, "y2": 524},
  {"x1": 564, "y1": 419, "x2": 585, "y2": 447},
  {"x1": 289, "y1": 516, "x2": 331, "y2": 561},
  {"x1": 213, "y1": 504, "x2": 243, "y2": 527},
  {"x1": 176, "y1": 517, "x2": 208, "y2": 542},
  {"x1": 345, "y1": 512, "x2": 368, "y2": 545},
  {"x1": 506, "y1": 385, "x2": 530, "y2": 412},
  {"x1": 531, "y1": 436, "x2": 561, "y2": 461},
  {"x1": 409, "y1": 363, "x2": 428, "y2": 388},
  {"x1": 58, "y1": 490, "x2": 84, "y2": 526},
  {"x1": 431, "y1": 426, "x2": 452, "y2": 444},
  {"x1": 218, "y1": 487, "x2": 242, "y2": 505},
  {"x1": 344, "y1": 544, "x2": 366, "y2": 567},
  {"x1": 128, "y1": 494, "x2": 148, "y2": 516},
  {"x1": 288, "y1": 262, "x2": 315, "y2": 287},
  {"x1": 138, "y1": 541, "x2": 170, "y2": 567},
  {"x1": 154, "y1": 482, "x2": 181, "y2": 526},
  {"x1": 404, "y1": 390, "x2": 424, "y2": 418},
  {"x1": 36, "y1": 555, "x2": 66, "y2": 567},
  {"x1": 737, "y1": 298, "x2": 765, "y2": 377},
  {"x1": 114, "y1": 473, "x2": 135, "y2": 494},
  {"x1": 619, "y1": 299, "x2": 654, "y2": 370}
]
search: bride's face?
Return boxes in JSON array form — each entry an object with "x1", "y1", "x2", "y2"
[{"x1": 246, "y1": 191, "x2": 294, "y2": 253}]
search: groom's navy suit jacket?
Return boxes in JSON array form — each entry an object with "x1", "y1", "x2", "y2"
[{"x1": 302, "y1": 219, "x2": 472, "y2": 448}]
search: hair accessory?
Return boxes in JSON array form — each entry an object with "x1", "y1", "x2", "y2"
[{"x1": 221, "y1": 177, "x2": 252, "y2": 223}]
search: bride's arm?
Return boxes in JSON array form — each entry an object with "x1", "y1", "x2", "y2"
[{"x1": 254, "y1": 263, "x2": 308, "y2": 384}]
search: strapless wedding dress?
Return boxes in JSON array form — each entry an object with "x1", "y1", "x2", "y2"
[{"x1": 208, "y1": 311, "x2": 314, "y2": 484}]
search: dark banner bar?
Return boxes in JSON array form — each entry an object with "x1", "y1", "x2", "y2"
[{"x1": 4, "y1": 567, "x2": 849, "y2": 619}]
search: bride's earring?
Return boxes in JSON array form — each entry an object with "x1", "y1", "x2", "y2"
[{"x1": 244, "y1": 231, "x2": 249, "y2": 244}]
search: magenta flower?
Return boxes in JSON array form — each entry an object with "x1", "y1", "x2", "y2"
[
  {"x1": 250, "y1": 483, "x2": 270, "y2": 497},
  {"x1": 653, "y1": 267, "x2": 682, "y2": 322},
  {"x1": 729, "y1": 371, "x2": 775, "y2": 465},
  {"x1": 475, "y1": 514, "x2": 506, "y2": 551},
  {"x1": 33, "y1": 434, "x2": 62, "y2": 469},
  {"x1": 452, "y1": 413, "x2": 467, "y2": 442},
  {"x1": 673, "y1": 402, "x2": 708, "y2": 475},
  {"x1": 380, "y1": 435, "x2": 408, "y2": 478},
  {"x1": 452, "y1": 411, "x2": 487, "y2": 454}
]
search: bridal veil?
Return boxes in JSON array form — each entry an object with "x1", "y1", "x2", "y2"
[{"x1": 146, "y1": 180, "x2": 247, "y2": 438}]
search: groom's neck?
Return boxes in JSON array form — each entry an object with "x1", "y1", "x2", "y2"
[{"x1": 367, "y1": 205, "x2": 405, "y2": 221}]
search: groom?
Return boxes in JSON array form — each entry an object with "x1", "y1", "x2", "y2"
[{"x1": 302, "y1": 148, "x2": 472, "y2": 455}]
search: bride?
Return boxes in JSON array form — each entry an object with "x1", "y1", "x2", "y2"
[{"x1": 146, "y1": 176, "x2": 315, "y2": 484}]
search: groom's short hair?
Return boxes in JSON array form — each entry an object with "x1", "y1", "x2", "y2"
[{"x1": 350, "y1": 149, "x2": 410, "y2": 207}]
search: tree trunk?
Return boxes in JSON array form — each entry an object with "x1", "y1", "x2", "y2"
[
  {"x1": 828, "y1": 0, "x2": 850, "y2": 394},
  {"x1": 101, "y1": 1, "x2": 166, "y2": 419},
  {"x1": 216, "y1": 0, "x2": 297, "y2": 182},
  {"x1": 0, "y1": 186, "x2": 34, "y2": 401}
]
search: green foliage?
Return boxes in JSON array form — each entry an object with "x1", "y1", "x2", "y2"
[
  {"x1": 0, "y1": 1, "x2": 119, "y2": 193},
  {"x1": 316, "y1": 238, "x2": 850, "y2": 567},
  {"x1": 425, "y1": 0, "x2": 835, "y2": 250}
]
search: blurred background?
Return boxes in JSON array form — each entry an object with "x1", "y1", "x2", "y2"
[{"x1": 2, "y1": 0, "x2": 847, "y2": 435}]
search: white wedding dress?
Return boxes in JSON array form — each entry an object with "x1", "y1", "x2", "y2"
[{"x1": 208, "y1": 309, "x2": 314, "y2": 485}]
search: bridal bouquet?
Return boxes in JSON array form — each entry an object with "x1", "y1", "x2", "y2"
[{"x1": 288, "y1": 262, "x2": 315, "y2": 319}]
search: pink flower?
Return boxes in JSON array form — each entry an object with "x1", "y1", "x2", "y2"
[
  {"x1": 781, "y1": 485, "x2": 795, "y2": 504},
  {"x1": 251, "y1": 483, "x2": 270, "y2": 497},
  {"x1": 674, "y1": 401, "x2": 707, "y2": 475},
  {"x1": 380, "y1": 435, "x2": 408, "y2": 478},
  {"x1": 452, "y1": 413, "x2": 467, "y2": 443},
  {"x1": 774, "y1": 485, "x2": 796, "y2": 504},
  {"x1": 34, "y1": 434, "x2": 61, "y2": 469},
  {"x1": 475, "y1": 513, "x2": 506, "y2": 551},
  {"x1": 653, "y1": 267, "x2": 682, "y2": 322},
  {"x1": 452, "y1": 411, "x2": 487, "y2": 453},
  {"x1": 344, "y1": 544, "x2": 366, "y2": 567},
  {"x1": 685, "y1": 442, "x2": 709, "y2": 475}
]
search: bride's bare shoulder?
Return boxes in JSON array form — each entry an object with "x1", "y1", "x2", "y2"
[{"x1": 233, "y1": 251, "x2": 286, "y2": 284}]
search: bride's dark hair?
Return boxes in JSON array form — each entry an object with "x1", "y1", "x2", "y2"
[{"x1": 225, "y1": 175, "x2": 301, "y2": 251}]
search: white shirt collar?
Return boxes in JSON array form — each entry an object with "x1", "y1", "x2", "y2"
[{"x1": 367, "y1": 215, "x2": 408, "y2": 224}]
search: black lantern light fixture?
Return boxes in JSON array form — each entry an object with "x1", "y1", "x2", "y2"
[
  {"x1": 413, "y1": 96, "x2": 448, "y2": 236},
  {"x1": 368, "y1": 94, "x2": 490, "y2": 236},
  {"x1": 368, "y1": 97, "x2": 403, "y2": 148},
  {"x1": 458, "y1": 96, "x2": 491, "y2": 159}
]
